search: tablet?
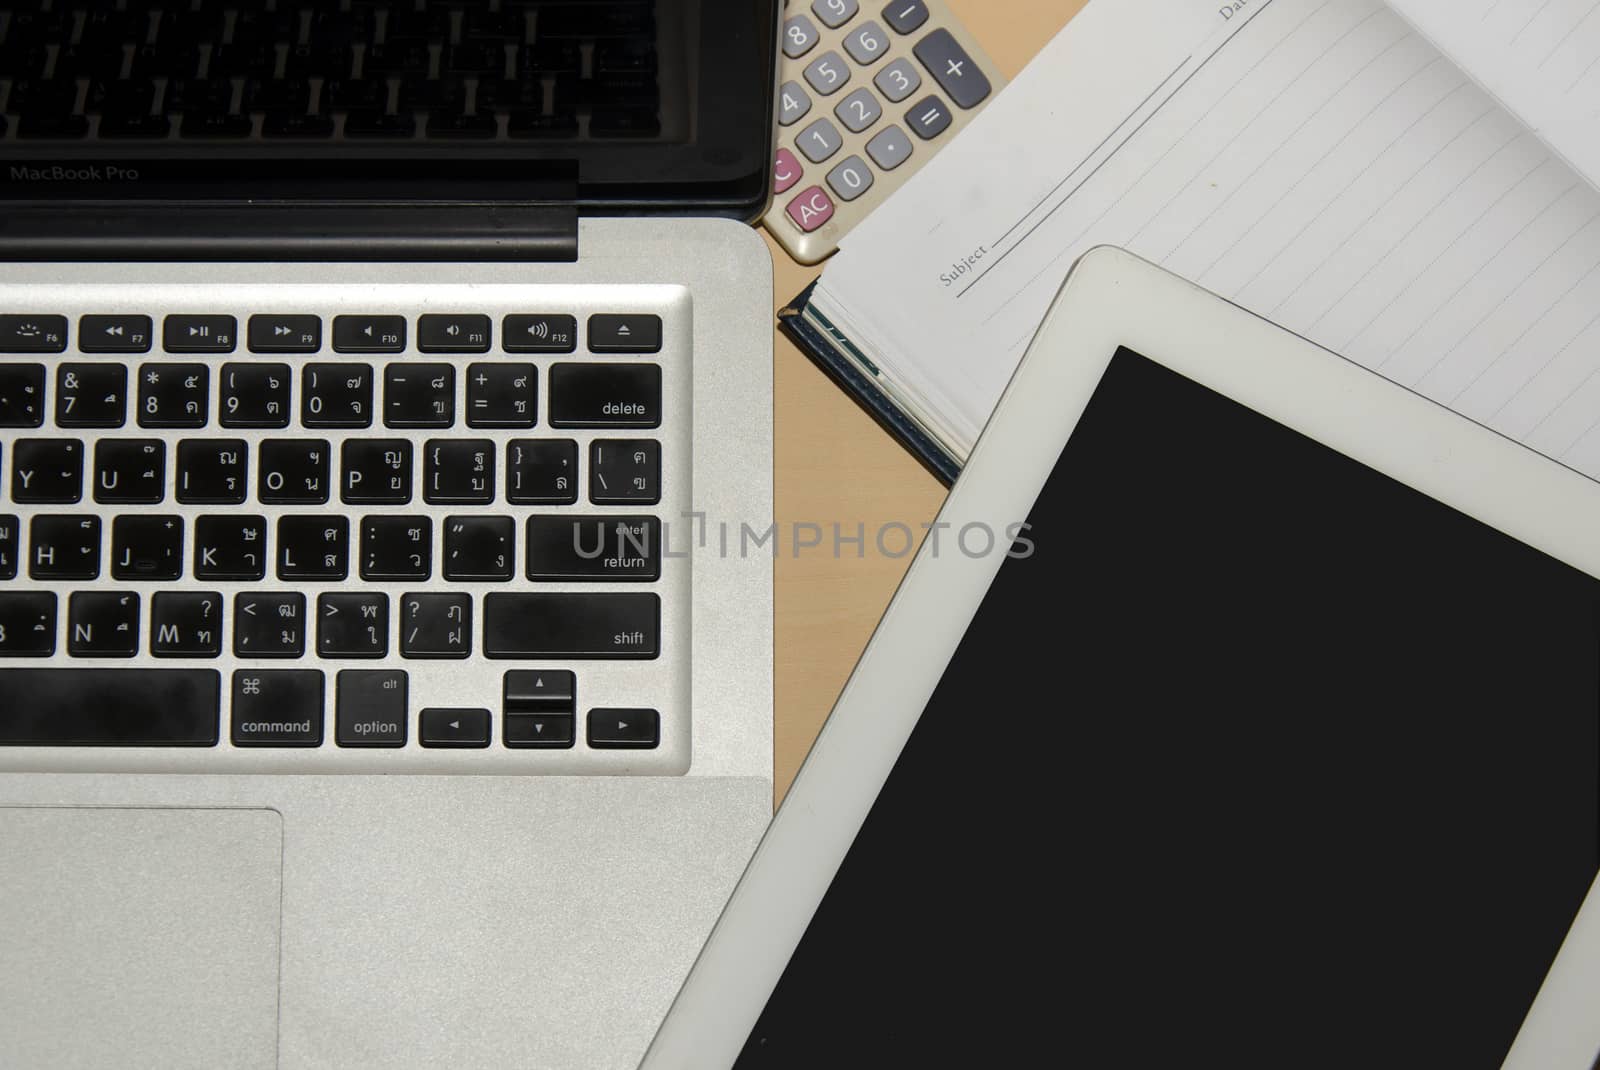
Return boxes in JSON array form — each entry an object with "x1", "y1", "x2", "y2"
[{"x1": 642, "y1": 247, "x2": 1600, "y2": 1069}]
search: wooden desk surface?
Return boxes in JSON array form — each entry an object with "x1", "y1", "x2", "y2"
[{"x1": 771, "y1": 1, "x2": 1088, "y2": 803}]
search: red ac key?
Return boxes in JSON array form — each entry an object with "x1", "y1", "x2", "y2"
[{"x1": 785, "y1": 186, "x2": 835, "y2": 233}]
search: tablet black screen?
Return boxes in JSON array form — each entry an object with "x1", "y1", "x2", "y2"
[{"x1": 738, "y1": 348, "x2": 1600, "y2": 1068}]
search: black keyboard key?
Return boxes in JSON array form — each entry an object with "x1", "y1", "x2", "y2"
[
  {"x1": 0, "y1": 516, "x2": 16, "y2": 580},
  {"x1": 12, "y1": 439, "x2": 83, "y2": 503},
  {"x1": 247, "y1": 314, "x2": 322, "y2": 354},
  {"x1": 0, "y1": 593, "x2": 56, "y2": 657},
  {"x1": 483, "y1": 593, "x2": 659, "y2": 659},
  {"x1": 400, "y1": 592, "x2": 471, "y2": 659},
  {"x1": 231, "y1": 670, "x2": 323, "y2": 747},
  {"x1": 421, "y1": 707, "x2": 491, "y2": 748},
  {"x1": 587, "y1": 708, "x2": 660, "y2": 749},
  {"x1": 258, "y1": 440, "x2": 331, "y2": 504},
  {"x1": 93, "y1": 439, "x2": 165, "y2": 505},
  {"x1": 277, "y1": 515, "x2": 349, "y2": 580},
  {"x1": 418, "y1": 314, "x2": 491, "y2": 353},
  {"x1": 424, "y1": 439, "x2": 495, "y2": 504},
  {"x1": 342, "y1": 439, "x2": 412, "y2": 504},
  {"x1": 884, "y1": 0, "x2": 930, "y2": 33},
  {"x1": 138, "y1": 363, "x2": 210, "y2": 428},
  {"x1": 0, "y1": 365, "x2": 46, "y2": 428},
  {"x1": 111, "y1": 514, "x2": 182, "y2": 580},
  {"x1": 588, "y1": 314, "x2": 662, "y2": 354},
  {"x1": 233, "y1": 592, "x2": 307, "y2": 659},
  {"x1": 303, "y1": 364, "x2": 373, "y2": 429},
  {"x1": 384, "y1": 364, "x2": 455, "y2": 428},
  {"x1": 526, "y1": 516, "x2": 659, "y2": 582},
  {"x1": 0, "y1": 668, "x2": 220, "y2": 744},
  {"x1": 79, "y1": 315, "x2": 153, "y2": 354},
  {"x1": 335, "y1": 669, "x2": 407, "y2": 747},
  {"x1": 503, "y1": 712, "x2": 574, "y2": 748},
  {"x1": 504, "y1": 669, "x2": 576, "y2": 714},
  {"x1": 507, "y1": 439, "x2": 579, "y2": 504},
  {"x1": 361, "y1": 516, "x2": 432, "y2": 581},
  {"x1": 263, "y1": 114, "x2": 335, "y2": 139},
  {"x1": 101, "y1": 114, "x2": 173, "y2": 139},
  {"x1": 444, "y1": 515, "x2": 515, "y2": 582},
  {"x1": 16, "y1": 114, "x2": 89, "y2": 140},
  {"x1": 333, "y1": 315, "x2": 406, "y2": 353},
  {"x1": 220, "y1": 363, "x2": 291, "y2": 428},
  {"x1": 548, "y1": 364, "x2": 661, "y2": 428},
  {"x1": 29, "y1": 515, "x2": 100, "y2": 580},
  {"x1": 176, "y1": 438, "x2": 248, "y2": 504},
  {"x1": 163, "y1": 315, "x2": 237, "y2": 354},
  {"x1": 194, "y1": 515, "x2": 267, "y2": 580},
  {"x1": 0, "y1": 315, "x2": 67, "y2": 354},
  {"x1": 466, "y1": 363, "x2": 537, "y2": 428},
  {"x1": 150, "y1": 592, "x2": 224, "y2": 658},
  {"x1": 67, "y1": 591, "x2": 139, "y2": 658},
  {"x1": 913, "y1": 28, "x2": 992, "y2": 109},
  {"x1": 589, "y1": 440, "x2": 661, "y2": 504},
  {"x1": 319, "y1": 594, "x2": 390, "y2": 659},
  {"x1": 56, "y1": 364, "x2": 128, "y2": 428},
  {"x1": 503, "y1": 314, "x2": 577, "y2": 353},
  {"x1": 182, "y1": 112, "x2": 255, "y2": 139},
  {"x1": 343, "y1": 110, "x2": 418, "y2": 139}
]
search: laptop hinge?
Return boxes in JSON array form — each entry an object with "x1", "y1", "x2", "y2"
[{"x1": 0, "y1": 203, "x2": 579, "y2": 262}]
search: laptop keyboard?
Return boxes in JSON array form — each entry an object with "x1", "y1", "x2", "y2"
[
  {"x1": 0, "y1": 0, "x2": 661, "y2": 141},
  {"x1": 0, "y1": 283, "x2": 691, "y2": 772}
]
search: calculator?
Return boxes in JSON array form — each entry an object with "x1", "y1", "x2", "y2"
[{"x1": 764, "y1": 0, "x2": 1005, "y2": 265}]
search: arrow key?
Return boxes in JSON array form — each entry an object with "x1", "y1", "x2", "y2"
[
  {"x1": 503, "y1": 668, "x2": 574, "y2": 714},
  {"x1": 588, "y1": 708, "x2": 659, "y2": 749},
  {"x1": 502, "y1": 712, "x2": 573, "y2": 749},
  {"x1": 422, "y1": 707, "x2": 492, "y2": 749}
]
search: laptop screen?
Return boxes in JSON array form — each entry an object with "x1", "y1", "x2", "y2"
[
  {"x1": 0, "y1": 1, "x2": 776, "y2": 214},
  {"x1": 738, "y1": 348, "x2": 1600, "y2": 1067}
]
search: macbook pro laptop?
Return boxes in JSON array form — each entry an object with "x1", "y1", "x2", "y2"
[{"x1": 0, "y1": 3, "x2": 779, "y2": 1067}]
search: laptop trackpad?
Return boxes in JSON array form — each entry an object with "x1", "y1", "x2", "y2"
[{"x1": 0, "y1": 807, "x2": 281, "y2": 1069}]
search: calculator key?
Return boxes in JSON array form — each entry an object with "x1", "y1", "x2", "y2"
[
  {"x1": 906, "y1": 94, "x2": 953, "y2": 139},
  {"x1": 786, "y1": 186, "x2": 837, "y2": 233},
  {"x1": 233, "y1": 592, "x2": 306, "y2": 659},
  {"x1": 93, "y1": 439, "x2": 165, "y2": 505},
  {"x1": 361, "y1": 516, "x2": 432, "y2": 581},
  {"x1": 333, "y1": 315, "x2": 406, "y2": 354},
  {"x1": 137, "y1": 363, "x2": 209, "y2": 429},
  {"x1": 811, "y1": 0, "x2": 859, "y2": 28},
  {"x1": 589, "y1": 314, "x2": 662, "y2": 354},
  {"x1": 302, "y1": 363, "x2": 373, "y2": 429},
  {"x1": 0, "y1": 315, "x2": 66, "y2": 353},
  {"x1": 507, "y1": 439, "x2": 578, "y2": 504},
  {"x1": 874, "y1": 57, "x2": 923, "y2": 103},
  {"x1": 12, "y1": 439, "x2": 83, "y2": 504},
  {"x1": 796, "y1": 117, "x2": 843, "y2": 163},
  {"x1": 176, "y1": 439, "x2": 248, "y2": 504},
  {"x1": 56, "y1": 364, "x2": 126, "y2": 428},
  {"x1": 219, "y1": 363, "x2": 291, "y2": 428},
  {"x1": 547, "y1": 364, "x2": 661, "y2": 429},
  {"x1": 803, "y1": 50, "x2": 851, "y2": 96},
  {"x1": 914, "y1": 28, "x2": 992, "y2": 109},
  {"x1": 827, "y1": 155, "x2": 877, "y2": 202},
  {"x1": 163, "y1": 315, "x2": 236, "y2": 354},
  {"x1": 247, "y1": 314, "x2": 321, "y2": 354},
  {"x1": 342, "y1": 440, "x2": 412, "y2": 505},
  {"x1": 779, "y1": 80, "x2": 813, "y2": 127},
  {"x1": 775, "y1": 148, "x2": 804, "y2": 195},
  {"x1": 79, "y1": 314, "x2": 152, "y2": 354},
  {"x1": 194, "y1": 515, "x2": 267, "y2": 581},
  {"x1": 782, "y1": 14, "x2": 820, "y2": 59},
  {"x1": 384, "y1": 364, "x2": 455, "y2": 428},
  {"x1": 834, "y1": 88, "x2": 883, "y2": 133},
  {"x1": 418, "y1": 314, "x2": 491, "y2": 354},
  {"x1": 29, "y1": 515, "x2": 99, "y2": 581},
  {"x1": 502, "y1": 314, "x2": 576, "y2": 354},
  {"x1": 0, "y1": 364, "x2": 45, "y2": 428},
  {"x1": 883, "y1": 0, "x2": 930, "y2": 34},
  {"x1": 150, "y1": 592, "x2": 224, "y2": 658},
  {"x1": 67, "y1": 591, "x2": 139, "y2": 658},
  {"x1": 843, "y1": 20, "x2": 890, "y2": 66},
  {"x1": 111, "y1": 515, "x2": 182, "y2": 580}
]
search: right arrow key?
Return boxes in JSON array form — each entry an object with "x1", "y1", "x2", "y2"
[{"x1": 587, "y1": 708, "x2": 659, "y2": 749}]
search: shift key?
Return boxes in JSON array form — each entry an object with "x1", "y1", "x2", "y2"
[
  {"x1": 484, "y1": 592, "x2": 659, "y2": 659},
  {"x1": 548, "y1": 364, "x2": 661, "y2": 429}
]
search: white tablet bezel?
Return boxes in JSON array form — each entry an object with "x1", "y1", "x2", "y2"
[{"x1": 640, "y1": 246, "x2": 1600, "y2": 1070}]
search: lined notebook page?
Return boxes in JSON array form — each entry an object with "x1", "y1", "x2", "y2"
[
  {"x1": 1388, "y1": 0, "x2": 1600, "y2": 191},
  {"x1": 817, "y1": 0, "x2": 1600, "y2": 482}
]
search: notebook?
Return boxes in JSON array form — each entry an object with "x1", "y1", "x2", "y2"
[{"x1": 782, "y1": 0, "x2": 1600, "y2": 484}]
